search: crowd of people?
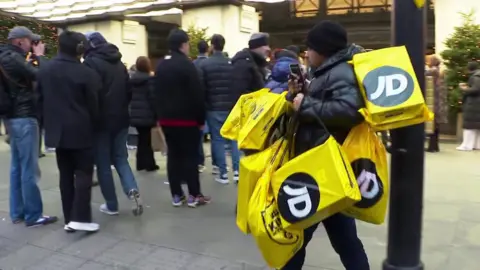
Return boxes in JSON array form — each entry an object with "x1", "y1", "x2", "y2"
[{"x1": 1, "y1": 17, "x2": 472, "y2": 269}]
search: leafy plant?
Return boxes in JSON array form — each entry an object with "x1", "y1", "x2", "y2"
[
  {"x1": 441, "y1": 10, "x2": 480, "y2": 113},
  {"x1": 185, "y1": 25, "x2": 209, "y2": 59}
]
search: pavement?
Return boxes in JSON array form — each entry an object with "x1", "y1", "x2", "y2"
[{"x1": 0, "y1": 140, "x2": 479, "y2": 270}]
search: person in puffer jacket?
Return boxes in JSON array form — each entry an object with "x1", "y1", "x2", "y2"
[{"x1": 265, "y1": 49, "x2": 299, "y2": 94}]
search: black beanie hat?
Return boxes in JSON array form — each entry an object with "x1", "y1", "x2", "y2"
[
  {"x1": 167, "y1": 29, "x2": 189, "y2": 51},
  {"x1": 274, "y1": 49, "x2": 297, "y2": 60},
  {"x1": 306, "y1": 20, "x2": 348, "y2": 57},
  {"x1": 285, "y1": 45, "x2": 300, "y2": 57}
]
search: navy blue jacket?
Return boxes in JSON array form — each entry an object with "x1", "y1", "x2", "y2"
[{"x1": 265, "y1": 56, "x2": 299, "y2": 94}]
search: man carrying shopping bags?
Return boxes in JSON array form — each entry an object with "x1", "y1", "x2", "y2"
[{"x1": 283, "y1": 21, "x2": 369, "y2": 270}]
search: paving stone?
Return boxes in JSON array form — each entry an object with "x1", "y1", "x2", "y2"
[
  {"x1": 131, "y1": 246, "x2": 196, "y2": 269},
  {"x1": 94, "y1": 240, "x2": 156, "y2": 267},
  {"x1": 77, "y1": 261, "x2": 125, "y2": 270},
  {"x1": 60, "y1": 234, "x2": 120, "y2": 259},
  {"x1": 26, "y1": 253, "x2": 86, "y2": 270},
  {"x1": 184, "y1": 256, "x2": 239, "y2": 270},
  {"x1": 0, "y1": 245, "x2": 54, "y2": 269},
  {"x1": 0, "y1": 236, "x2": 23, "y2": 259},
  {"x1": 30, "y1": 227, "x2": 88, "y2": 251}
]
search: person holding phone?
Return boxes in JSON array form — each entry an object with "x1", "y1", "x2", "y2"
[
  {"x1": 265, "y1": 49, "x2": 300, "y2": 94},
  {"x1": 283, "y1": 21, "x2": 369, "y2": 270},
  {"x1": 457, "y1": 61, "x2": 480, "y2": 151}
]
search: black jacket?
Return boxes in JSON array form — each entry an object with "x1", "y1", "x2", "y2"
[
  {"x1": 154, "y1": 50, "x2": 205, "y2": 125},
  {"x1": 230, "y1": 49, "x2": 268, "y2": 101},
  {"x1": 462, "y1": 70, "x2": 480, "y2": 130},
  {"x1": 294, "y1": 45, "x2": 364, "y2": 156},
  {"x1": 37, "y1": 54, "x2": 100, "y2": 149},
  {"x1": 197, "y1": 51, "x2": 235, "y2": 111},
  {"x1": 0, "y1": 44, "x2": 45, "y2": 119},
  {"x1": 83, "y1": 43, "x2": 131, "y2": 132},
  {"x1": 129, "y1": 71, "x2": 156, "y2": 127}
]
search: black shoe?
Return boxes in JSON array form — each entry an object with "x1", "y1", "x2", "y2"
[
  {"x1": 39, "y1": 153, "x2": 46, "y2": 158},
  {"x1": 26, "y1": 216, "x2": 58, "y2": 228},
  {"x1": 146, "y1": 165, "x2": 159, "y2": 172}
]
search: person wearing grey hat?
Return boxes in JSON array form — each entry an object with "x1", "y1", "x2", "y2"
[
  {"x1": 82, "y1": 31, "x2": 144, "y2": 217},
  {"x1": 283, "y1": 20, "x2": 369, "y2": 269},
  {"x1": 0, "y1": 26, "x2": 57, "y2": 227},
  {"x1": 229, "y1": 32, "x2": 271, "y2": 99}
]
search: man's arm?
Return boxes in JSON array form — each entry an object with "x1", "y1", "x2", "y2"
[
  {"x1": 230, "y1": 60, "x2": 253, "y2": 101},
  {"x1": 85, "y1": 69, "x2": 101, "y2": 125},
  {"x1": 186, "y1": 61, "x2": 205, "y2": 125},
  {"x1": 464, "y1": 74, "x2": 480, "y2": 96},
  {"x1": 298, "y1": 74, "x2": 364, "y2": 129},
  {"x1": 10, "y1": 52, "x2": 39, "y2": 81}
]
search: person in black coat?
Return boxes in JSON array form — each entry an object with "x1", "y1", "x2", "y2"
[
  {"x1": 230, "y1": 33, "x2": 271, "y2": 99},
  {"x1": 457, "y1": 62, "x2": 480, "y2": 151},
  {"x1": 129, "y1": 56, "x2": 158, "y2": 171},
  {"x1": 154, "y1": 29, "x2": 210, "y2": 207},
  {"x1": 83, "y1": 31, "x2": 143, "y2": 217},
  {"x1": 284, "y1": 21, "x2": 369, "y2": 270},
  {"x1": 37, "y1": 31, "x2": 101, "y2": 232}
]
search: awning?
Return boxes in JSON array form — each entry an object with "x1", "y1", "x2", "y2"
[{"x1": 0, "y1": 0, "x2": 270, "y2": 22}]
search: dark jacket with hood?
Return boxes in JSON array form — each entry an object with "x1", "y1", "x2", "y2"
[
  {"x1": 129, "y1": 71, "x2": 156, "y2": 127},
  {"x1": 197, "y1": 51, "x2": 235, "y2": 111},
  {"x1": 0, "y1": 44, "x2": 45, "y2": 119},
  {"x1": 294, "y1": 44, "x2": 364, "y2": 156},
  {"x1": 462, "y1": 69, "x2": 480, "y2": 130},
  {"x1": 154, "y1": 50, "x2": 205, "y2": 126},
  {"x1": 83, "y1": 43, "x2": 131, "y2": 132},
  {"x1": 265, "y1": 56, "x2": 299, "y2": 94},
  {"x1": 230, "y1": 48, "x2": 268, "y2": 100}
]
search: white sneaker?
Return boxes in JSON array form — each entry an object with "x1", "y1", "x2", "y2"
[
  {"x1": 67, "y1": 221, "x2": 99, "y2": 232},
  {"x1": 64, "y1": 225, "x2": 75, "y2": 233},
  {"x1": 99, "y1": 203, "x2": 119, "y2": 215},
  {"x1": 233, "y1": 171, "x2": 239, "y2": 183},
  {"x1": 215, "y1": 174, "x2": 230, "y2": 184},
  {"x1": 456, "y1": 146, "x2": 473, "y2": 151},
  {"x1": 212, "y1": 166, "x2": 229, "y2": 175}
]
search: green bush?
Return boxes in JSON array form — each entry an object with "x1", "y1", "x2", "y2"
[
  {"x1": 0, "y1": 14, "x2": 57, "y2": 58},
  {"x1": 185, "y1": 25, "x2": 209, "y2": 59},
  {"x1": 440, "y1": 11, "x2": 480, "y2": 113}
]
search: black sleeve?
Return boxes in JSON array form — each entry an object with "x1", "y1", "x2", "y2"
[
  {"x1": 230, "y1": 60, "x2": 253, "y2": 100},
  {"x1": 185, "y1": 61, "x2": 205, "y2": 125},
  {"x1": 11, "y1": 52, "x2": 39, "y2": 81},
  {"x1": 464, "y1": 74, "x2": 480, "y2": 96},
  {"x1": 146, "y1": 77, "x2": 157, "y2": 120},
  {"x1": 85, "y1": 69, "x2": 101, "y2": 127},
  {"x1": 298, "y1": 70, "x2": 364, "y2": 129}
]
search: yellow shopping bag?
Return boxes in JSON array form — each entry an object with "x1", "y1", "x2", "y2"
[
  {"x1": 271, "y1": 136, "x2": 361, "y2": 230},
  {"x1": 236, "y1": 139, "x2": 288, "y2": 234},
  {"x1": 342, "y1": 123, "x2": 389, "y2": 224},
  {"x1": 238, "y1": 92, "x2": 288, "y2": 150},
  {"x1": 351, "y1": 46, "x2": 432, "y2": 130},
  {"x1": 221, "y1": 88, "x2": 269, "y2": 140},
  {"x1": 248, "y1": 153, "x2": 303, "y2": 269}
]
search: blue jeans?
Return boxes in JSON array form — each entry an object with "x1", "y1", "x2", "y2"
[
  {"x1": 206, "y1": 111, "x2": 240, "y2": 175},
  {"x1": 95, "y1": 128, "x2": 138, "y2": 211},
  {"x1": 8, "y1": 118, "x2": 43, "y2": 224},
  {"x1": 282, "y1": 214, "x2": 369, "y2": 270}
]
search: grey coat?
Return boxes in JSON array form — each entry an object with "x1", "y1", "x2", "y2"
[{"x1": 463, "y1": 70, "x2": 480, "y2": 130}]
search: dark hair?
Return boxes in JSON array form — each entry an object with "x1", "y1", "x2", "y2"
[
  {"x1": 167, "y1": 28, "x2": 189, "y2": 51},
  {"x1": 467, "y1": 61, "x2": 479, "y2": 72},
  {"x1": 135, "y1": 56, "x2": 151, "y2": 73},
  {"x1": 197, "y1": 40, "x2": 208, "y2": 54},
  {"x1": 58, "y1": 30, "x2": 87, "y2": 57},
  {"x1": 211, "y1": 34, "x2": 225, "y2": 51},
  {"x1": 285, "y1": 45, "x2": 300, "y2": 56}
]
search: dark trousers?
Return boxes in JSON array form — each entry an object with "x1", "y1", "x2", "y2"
[
  {"x1": 162, "y1": 126, "x2": 201, "y2": 197},
  {"x1": 282, "y1": 214, "x2": 370, "y2": 270},
  {"x1": 136, "y1": 126, "x2": 156, "y2": 170},
  {"x1": 55, "y1": 148, "x2": 94, "y2": 224},
  {"x1": 427, "y1": 123, "x2": 440, "y2": 152}
]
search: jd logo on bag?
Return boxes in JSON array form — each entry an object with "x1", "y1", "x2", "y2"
[
  {"x1": 272, "y1": 136, "x2": 361, "y2": 230},
  {"x1": 364, "y1": 66, "x2": 414, "y2": 107},
  {"x1": 352, "y1": 46, "x2": 432, "y2": 130},
  {"x1": 278, "y1": 173, "x2": 320, "y2": 223},
  {"x1": 350, "y1": 158, "x2": 384, "y2": 208},
  {"x1": 342, "y1": 123, "x2": 389, "y2": 225}
]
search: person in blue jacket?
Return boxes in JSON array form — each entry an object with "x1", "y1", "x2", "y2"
[{"x1": 265, "y1": 49, "x2": 299, "y2": 93}]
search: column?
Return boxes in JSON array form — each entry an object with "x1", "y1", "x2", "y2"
[
  {"x1": 435, "y1": 0, "x2": 480, "y2": 54},
  {"x1": 67, "y1": 20, "x2": 148, "y2": 67},
  {"x1": 181, "y1": 4, "x2": 260, "y2": 57}
]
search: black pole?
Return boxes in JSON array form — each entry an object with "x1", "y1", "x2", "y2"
[{"x1": 383, "y1": 1, "x2": 426, "y2": 270}]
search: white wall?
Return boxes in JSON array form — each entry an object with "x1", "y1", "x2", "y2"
[
  {"x1": 181, "y1": 5, "x2": 259, "y2": 57},
  {"x1": 67, "y1": 20, "x2": 148, "y2": 67},
  {"x1": 435, "y1": 0, "x2": 480, "y2": 54}
]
